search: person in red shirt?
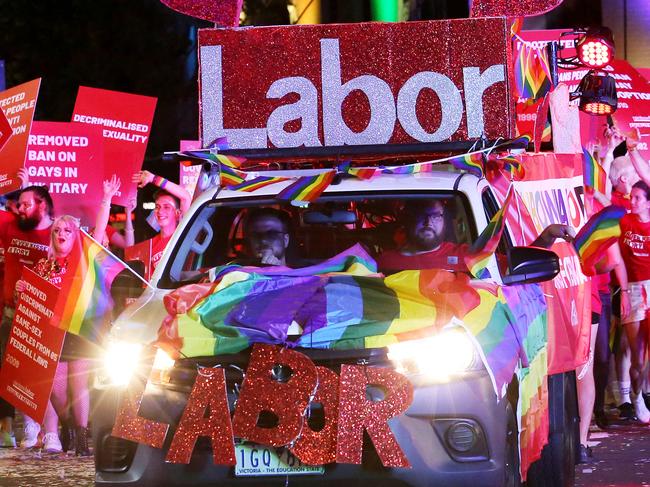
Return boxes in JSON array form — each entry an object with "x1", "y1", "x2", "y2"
[
  {"x1": 132, "y1": 170, "x2": 191, "y2": 274},
  {"x1": 15, "y1": 215, "x2": 95, "y2": 455},
  {"x1": 0, "y1": 185, "x2": 54, "y2": 448},
  {"x1": 618, "y1": 180, "x2": 650, "y2": 423},
  {"x1": 377, "y1": 200, "x2": 469, "y2": 273}
]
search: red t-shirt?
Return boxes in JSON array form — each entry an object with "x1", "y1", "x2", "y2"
[
  {"x1": 150, "y1": 233, "x2": 172, "y2": 272},
  {"x1": 619, "y1": 213, "x2": 650, "y2": 283},
  {"x1": 377, "y1": 241, "x2": 469, "y2": 272},
  {"x1": 611, "y1": 190, "x2": 631, "y2": 211},
  {"x1": 0, "y1": 212, "x2": 51, "y2": 308}
]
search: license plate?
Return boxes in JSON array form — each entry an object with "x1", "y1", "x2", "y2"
[{"x1": 234, "y1": 443, "x2": 324, "y2": 476}]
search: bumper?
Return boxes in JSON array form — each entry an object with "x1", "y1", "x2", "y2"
[{"x1": 93, "y1": 370, "x2": 510, "y2": 487}]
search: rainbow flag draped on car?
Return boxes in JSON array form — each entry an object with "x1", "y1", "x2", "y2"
[
  {"x1": 157, "y1": 245, "x2": 545, "y2": 395},
  {"x1": 156, "y1": 245, "x2": 548, "y2": 478},
  {"x1": 53, "y1": 231, "x2": 127, "y2": 343}
]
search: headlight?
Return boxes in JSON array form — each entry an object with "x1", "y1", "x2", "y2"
[
  {"x1": 387, "y1": 328, "x2": 483, "y2": 382},
  {"x1": 102, "y1": 340, "x2": 143, "y2": 386}
]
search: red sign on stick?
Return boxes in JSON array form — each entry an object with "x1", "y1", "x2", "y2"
[
  {"x1": 0, "y1": 79, "x2": 41, "y2": 195},
  {"x1": 71, "y1": 87, "x2": 157, "y2": 207},
  {"x1": 25, "y1": 121, "x2": 105, "y2": 227},
  {"x1": 198, "y1": 18, "x2": 515, "y2": 149},
  {"x1": 0, "y1": 268, "x2": 65, "y2": 423}
]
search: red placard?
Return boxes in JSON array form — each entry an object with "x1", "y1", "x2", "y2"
[
  {"x1": 0, "y1": 268, "x2": 65, "y2": 423},
  {"x1": 198, "y1": 18, "x2": 515, "y2": 149},
  {"x1": 0, "y1": 79, "x2": 40, "y2": 195},
  {"x1": 25, "y1": 121, "x2": 104, "y2": 227},
  {"x1": 71, "y1": 87, "x2": 157, "y2": 207}
]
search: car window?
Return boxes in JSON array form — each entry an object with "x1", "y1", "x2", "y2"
[{"x1": 159, "y1": 192, "x2": 477, "y2": 288}]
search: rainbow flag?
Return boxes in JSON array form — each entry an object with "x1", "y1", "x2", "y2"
[
  {"x1": 337, "y1": 161, "x2": 377, "y2": 180},
  {"x1": 54, "y1": 231, "x2": 127, "y2": 342},
  {"x1": 449, "y1": 153, "x2": 484, "y2": 178},
  {"x1": 276, "y1": 171, "x2": 336, "y2": 203},
  {"x1": 219, "y1": 165, "x2": 246, "y2": 187},
  {"x1": 514, "y1": 43, "x2": 552, "y2": 100},
  {"x1": 465, "y1": 185, "x2": 514, "y2": 279},
  {"x1": 228, "y1": 176, "x2": 288, "y2": 192},
  {"x1": 499, "y1": 156, "x2": 526, "y2": 181},
  {"x1": 573, "y1": 205, "x2": 626, "y2": 275},
  {"x1": 182, "y1": 150, "x2": 246, "y2": 169},
  {"x1": 582, "y1": 146, "x2": 607, "y2": 194},
  {"x1": 383, "y1": 161, "x2": 435, "y2": 175},
  {"x1": 510, "y1": 17, "x2": 523, "y2": 38},
  {"x1": 156, "y1": 246, "x2": 547, "y2": 400}
]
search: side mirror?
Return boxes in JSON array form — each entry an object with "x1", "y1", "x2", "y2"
[{"x1": 502, "y1": 246, "x2": 560, "y2": 285}]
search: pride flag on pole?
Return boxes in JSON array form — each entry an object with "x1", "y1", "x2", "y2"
[
  {"x1": 53, "y1": 230, "x2": 129, "y2": 342},
  {"x1": 582, "y1": 147, "x2": 607, "y2": 194},
  {"x1": 465, "y1": 185, "x2": 514, "y2": 279},
  {"x1": 573, "y1": 205, "x2": 626, "y2": 275}
]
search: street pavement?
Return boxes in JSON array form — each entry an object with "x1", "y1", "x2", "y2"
[
  {"x1": 576, "y1": 407, "x2": 650, "y2": 487},
  {"x1": 0, "y1": 410, "x2": 648, "y2": 487}
]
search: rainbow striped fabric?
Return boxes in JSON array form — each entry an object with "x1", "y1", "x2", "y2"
[
  {"x1": 449, "y1": 153, "x2": 484, "y2": 178},
  {"x1": 337, "y1": 161, "x2": 377, "y2": 180},
  {"x1": 382, "y1": 161, "x2": 435, "y2": 175},
  {"x1": 465, "y1": 185, "x2": 514, "y2": 279},
  {"x1": 227, "y1": 176, "x2": 288, "y2": 192},
  {"x1": 277, "y1": 171, "x2": 336, "y2": 204},
  {"x1": 498, "y1": 156, "x2": 525, "y2": 181},
  {"x1": 156, "y1": 246, "x2": 549, "y2": 478},
  {"x1": 582, "y1": 147, "x2": 607, "y2": 194},
  {"x1": 156, "y1": 245, "x2": 546, "y2": 395},
  {"x1": 54, "y1": 231, "x2": 126, "y2": 342},
  {"x1": 573, "y1": 205, "x2": 626, "y2": 275},
  {"x1": 514, "y1": 42, "x2": 552, "y2": 100},
  {"x1": 219, "y1": 165, "x2": 246, "y2": 187}
]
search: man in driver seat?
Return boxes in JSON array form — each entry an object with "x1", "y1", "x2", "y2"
[
  {"x1": 377, "y1": 200, "x2": 469, "y2": 273},
  {"x1": 243, "y1": 207, "x2": 292, "y2": 266}
]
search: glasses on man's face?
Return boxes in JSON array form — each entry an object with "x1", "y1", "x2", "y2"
[
  {"x1": 415, "y1": 212, "x2": 444, "y2": 223},
  {"x1": 17, "y1": 201, "x2": 35, "y2": 210},
  {"x1": 249, "y1": 230, "x2": 286, "y2": 241}
]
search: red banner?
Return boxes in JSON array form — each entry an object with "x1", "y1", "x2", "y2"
[
  {"x1": 0, "y1": 268, "x2": 65, "y2": 423},
  {"x1": 25, "y1": 121, "x2": 104, "y2": 227},
  {"x1": 71, "y1": 87, "x2": 157, "y2": 207},
  {"x1": 490, "y1": 153, "x2": 591, "y2": 373},
  {"x1": 198, "y1": 18, "x2": 515, "y2": 149},
  {"x1": 0, "y1": 79, "x2": 40, "y2": 195}
]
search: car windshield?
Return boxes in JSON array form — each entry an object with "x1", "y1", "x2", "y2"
[{"x1": 158, "y1": 192, "x2": 477, "y2": 289}]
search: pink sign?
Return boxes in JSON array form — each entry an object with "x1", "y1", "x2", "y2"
[
  {"x1": 0, "y1": 268, "x2": 66, "y2": 423},
  {"x1": 0, "y1": 79, "x2": 41, "y2": 195},
  {"x1": 199, "y1": 18, "x2": 515, "y2": 149},
  {"x1": 179, "y1": 140, "x2": 202, "y2": 199},
  {"x1": 25, "y1": 121, "x2": 105, "y2": 227},
  {"x1": 71, "y1": 87, "x2": 157, "y2": 207}
]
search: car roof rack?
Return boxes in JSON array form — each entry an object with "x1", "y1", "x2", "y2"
[{"x1": 163, "y1": 139, "x2": 503, "y2": 169}]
